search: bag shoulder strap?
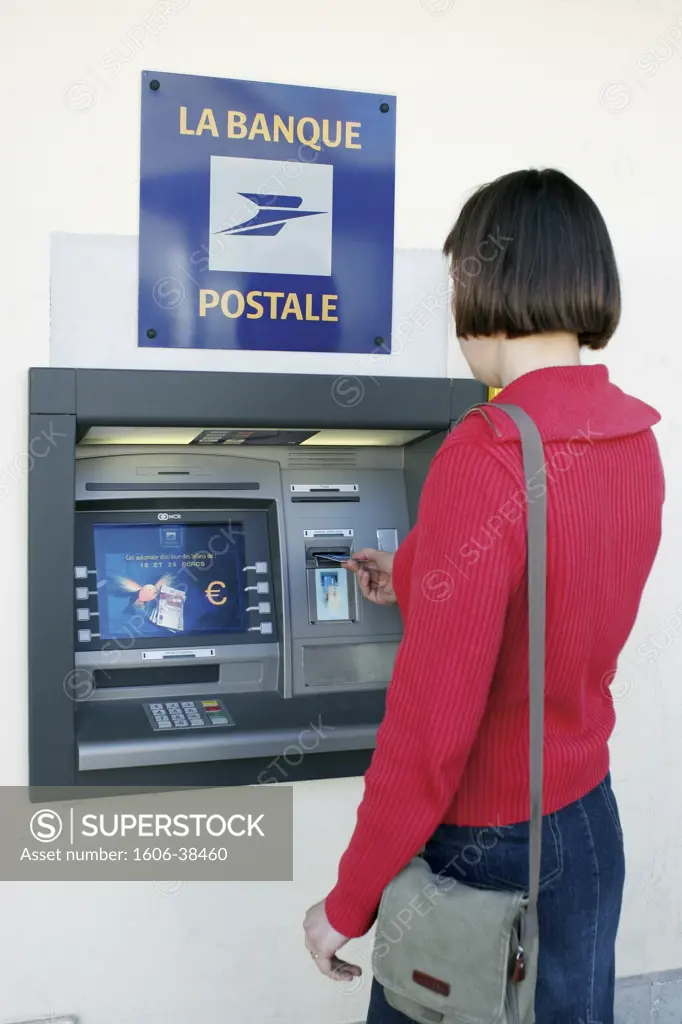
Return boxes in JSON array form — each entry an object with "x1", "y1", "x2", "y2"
[{"x1": 466, "y1": 402, "x2": 546, "y2": 942}]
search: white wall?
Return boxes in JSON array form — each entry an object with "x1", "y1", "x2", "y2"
[
  {"x1": 2, "y1": 0, "x2": 682, "y2": 1020},
  {"x1": 48, "y1": 235, "x2": 453, "y2": 377}
]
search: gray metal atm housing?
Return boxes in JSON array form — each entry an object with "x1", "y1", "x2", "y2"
[{"x1": 28, "y1": 368, "x2": 485, "y2": 795}]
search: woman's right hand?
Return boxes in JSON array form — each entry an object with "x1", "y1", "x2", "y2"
[{"x1": 343, "y1": 548, "x2": 397, "y2": 605}]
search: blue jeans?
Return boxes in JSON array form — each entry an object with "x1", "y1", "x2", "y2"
[{"x1": 366, "y1": 775, "x2": 625, "y2": 1024}]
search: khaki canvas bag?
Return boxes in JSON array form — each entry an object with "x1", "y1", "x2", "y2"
[{"x1": 371, "y1": 404, "x2": 547, "y2": 1024}]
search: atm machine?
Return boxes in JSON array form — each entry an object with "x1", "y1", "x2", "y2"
[{"x1": 28, "y1": 368, "x2": 485, "y2": 794}]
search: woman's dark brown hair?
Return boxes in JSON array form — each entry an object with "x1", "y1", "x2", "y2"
[{"x1": 443, "y1": 168, "x2": 621, "y2": 349}]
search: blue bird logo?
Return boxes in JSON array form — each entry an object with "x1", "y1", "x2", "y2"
[{"x1": 215, "y1": 193, "x2": 326, "y2": 237}]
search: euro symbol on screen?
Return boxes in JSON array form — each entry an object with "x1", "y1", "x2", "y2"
[{"x1": 205, "y1": 580, "x2": 227, "y2": 606}]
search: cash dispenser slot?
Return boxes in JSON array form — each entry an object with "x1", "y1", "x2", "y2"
[
  {"x1": 290, "y1": 483, "x2": 359, "y2": 503},
  {"x1": 291, "y1": 495, "x2": 360, "y2": 503}
]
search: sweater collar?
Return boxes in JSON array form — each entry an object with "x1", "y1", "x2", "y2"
[{"x1": 488, "y1": 364, "x2": 660, "y2": 442}]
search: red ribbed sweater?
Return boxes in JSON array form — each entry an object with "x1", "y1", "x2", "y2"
[{"x1": 325, "y1": 365, "x2": 664, "y2": 938}]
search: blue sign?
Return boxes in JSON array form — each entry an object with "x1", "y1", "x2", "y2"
[{"x1": 138, "y1": 71, "x2": 396, "y2": 353}]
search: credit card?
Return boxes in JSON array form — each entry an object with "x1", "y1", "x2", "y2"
[{"x1": 317, "y1": 553, "x2": 366, "y2": 563}]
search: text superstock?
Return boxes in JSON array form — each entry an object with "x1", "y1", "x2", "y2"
[{"x1": 138, "y1": 71, "x2": 396, "y2": 353}]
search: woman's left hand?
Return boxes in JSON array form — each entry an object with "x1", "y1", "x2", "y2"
[{"x1": 303, "y1": 901, "x2": 362, "y2": 981}]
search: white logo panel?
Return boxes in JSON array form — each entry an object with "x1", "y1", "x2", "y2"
[{"x1": 208, "y1": 156, "x2": 333, "y2": 276}]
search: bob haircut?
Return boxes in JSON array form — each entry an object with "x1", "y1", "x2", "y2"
[{"x1": 443, "y1": 168, "x2": 621, "y2": 349}]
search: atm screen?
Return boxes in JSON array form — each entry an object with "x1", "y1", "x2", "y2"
[{"x1": 93, "y1": 523, "x2": 247, "y2": 640}]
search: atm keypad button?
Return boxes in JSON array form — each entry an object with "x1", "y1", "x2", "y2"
[{"x1": 146, "y1": 699, "x2": 231, "y2": 730}]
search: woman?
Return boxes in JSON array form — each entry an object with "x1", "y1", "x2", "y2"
[{"x1": 303, "y1": 168, "x2": 664, "y2": 1023}]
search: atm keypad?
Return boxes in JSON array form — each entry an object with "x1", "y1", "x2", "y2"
[{"x1": 144, "y1": 699, "x2": 234, "y2": 732}]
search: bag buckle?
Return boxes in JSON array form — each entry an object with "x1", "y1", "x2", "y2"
[{"x1": 510, "y1": 945, "x2": 526, "y2": 983}]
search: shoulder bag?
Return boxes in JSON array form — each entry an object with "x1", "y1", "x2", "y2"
[{"x1": 371, "y1": 403, "x2": 546, "y2": 1024}]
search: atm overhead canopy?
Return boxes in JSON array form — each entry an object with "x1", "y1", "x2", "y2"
[{"x1": 30, "y1": 369, "x2": 486, "y2": 436}]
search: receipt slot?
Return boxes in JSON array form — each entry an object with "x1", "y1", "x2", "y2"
[
  {"x1": 27, "y1": 368, "x2": 485, "y2": 794},
  {"x1": 304, "y1": 531, "x2": 358, "y2": 625}
]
